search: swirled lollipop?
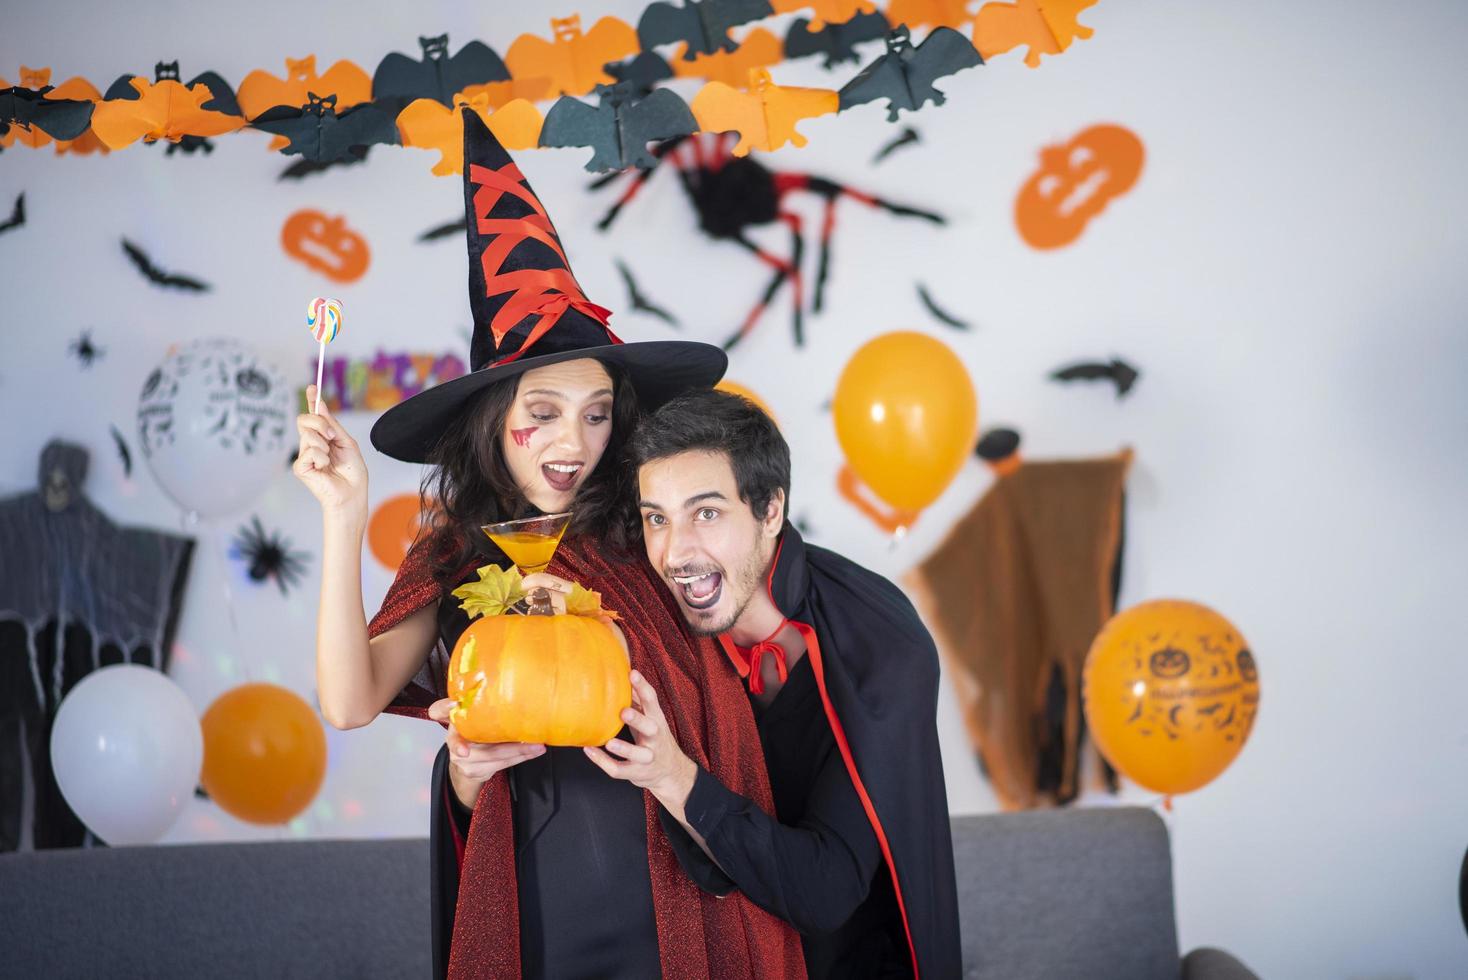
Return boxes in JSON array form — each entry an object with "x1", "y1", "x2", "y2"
[{"x1": 307, "y1": 297, "x2": 343, "y2": 412}]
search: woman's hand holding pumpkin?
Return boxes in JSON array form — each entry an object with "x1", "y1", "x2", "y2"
[
  {"x1": 428, "y1": 698, "x2": 546, "y2": 810},
  {"x1": 293, "y1": 385, "x2": 369, "y2": 521},
  {"x1": 519, "y1": 573, "x2": 574, "y2": 614},
  {"x1": 583, "y1": 670, "x2": 698, "y2": 819}
]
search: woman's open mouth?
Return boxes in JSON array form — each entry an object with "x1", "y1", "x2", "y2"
[
  {"x1": 541, "y1": 461, "x2": 583, "y2": 492},
  {"x1": 672, "y1": 570, "x2": 723, "y2": 610}
]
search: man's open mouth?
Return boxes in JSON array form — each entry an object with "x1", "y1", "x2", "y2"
[{"x1": 671, "y1": 570, "x2": 723, "y2": 610}]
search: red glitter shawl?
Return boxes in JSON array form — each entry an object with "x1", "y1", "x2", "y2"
[{"x1": 368, "y1": 533, "x2": 807, "y2": 980}]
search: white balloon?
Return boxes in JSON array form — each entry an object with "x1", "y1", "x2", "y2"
[
  {"x1": 50, "y1": 664, "x2": 203, "y2": 846},
  {"x1": 137, "y1": 338, "x2": 293, "y2": 519}
]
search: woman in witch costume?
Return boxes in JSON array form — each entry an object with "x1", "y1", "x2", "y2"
[{"x1": 292, "y1": 110, "x2": 805, "y2": 980}]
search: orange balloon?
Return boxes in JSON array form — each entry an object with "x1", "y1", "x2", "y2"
[
  {"x1": 200, "y1": 684, "x2": 326, "y2": 825},
  {"x1": 368, "y1": 493, "x2": 427, "y2": 571},
  {"x1": 832, "y1": 331, "x2": 977, "y2": 511},
  {"x1": 716, "y1": 379, "x2": 778, "y2": 426},
  {"x1": 1083, "y1": 600, "x2": 1260, "y2": 796}
]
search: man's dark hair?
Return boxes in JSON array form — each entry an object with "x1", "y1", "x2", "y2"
[{"x1": 629, "y1": 388, "x2": 791, "y2": 521}]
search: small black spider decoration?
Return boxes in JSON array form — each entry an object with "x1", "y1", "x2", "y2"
[
  {"x1": 231, "y1": 516, "x2": 310, "y2": 595},
  {"x1": 68, "y1": 330, "x2": 105, "y2": 368}
]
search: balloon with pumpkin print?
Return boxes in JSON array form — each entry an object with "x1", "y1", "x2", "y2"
[
  {"x1": 1014, "y1": 122, "x2": 1143, "y2": 250},
  {"x1": 281, "y1": 209, "x2": 371, "y2": 283},
  {"x1": 1083, "y1": 599, "x2": 1260, "y2": 796},
  {"x1": 446, "y1": 565, "x2": 631, "y2": 746}
]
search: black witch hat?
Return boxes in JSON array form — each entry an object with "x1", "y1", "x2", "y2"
[{"x1": 370, "y1": 109, "x2": 726, "y2": 463}]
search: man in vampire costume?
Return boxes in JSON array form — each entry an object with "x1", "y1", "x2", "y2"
[
  {"x1": 588, "y1": 388, "x2": 960, "y2": 978},
  {"x1": 358, "y1": 111, "x2": 804, "y2": 979}
]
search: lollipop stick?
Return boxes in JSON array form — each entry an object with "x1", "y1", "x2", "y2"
[{"x1": 313, "y1": 338, "x2": 325, "y2": 414}]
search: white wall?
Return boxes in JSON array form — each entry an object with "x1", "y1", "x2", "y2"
[{"x1": 3, "y1": 1, "x2": 1465, "y2": 976}]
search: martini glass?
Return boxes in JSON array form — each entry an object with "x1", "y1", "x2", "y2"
[{"x1": 481, "y1": 511, "x2": 572, "y2": 576}]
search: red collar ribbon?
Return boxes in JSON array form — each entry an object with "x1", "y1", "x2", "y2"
[{"x1": 721, "y1": 620, "x2": 790, "y2": 696}]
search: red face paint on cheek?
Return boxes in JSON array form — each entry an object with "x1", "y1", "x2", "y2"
[{"x1": 510, "y1": 426, "x2": 538, "y2": 449}]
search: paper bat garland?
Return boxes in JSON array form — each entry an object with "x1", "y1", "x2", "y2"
[
  {"x1": 838, "y1": 26, "x2": 982, "y2": 121},
  {"x1": 770, "y1": 0, "x2": 876, "y2": 32},
  {"x1": 690, "y1": 68, "x2": 837, "y2": 155},
  {"x1": 399, "y1": 93, "x2": 542, "y2": 175},
  {"x1": 91, "y1": 62, "x2": 244, "y2": 149},
  {"x1": 638, "y1": 0, "x2": 775, "y2": 60},
  {"x1": 237, "y1": 56, "x2": 372, "y2": 119},
  {"x1": 887, "y1": 0, "x2": 977, "y2": 30},
  {"x1": 372, "y1": 34, "x2": 510, "y2": 114},
  {"x1": 783, "y1": 10, "x2": 891, "y2": 69},
  {"x1": 670, "y1": 27, "x2": 784, "y2": 86},
  {"x1": 605, "y1": 52, "x2": 675, "y2": 97},
  {"x1": 0, "y1": 67, "x2": 94, "y2": 148},
  {"x1": 541, "y1": 82, "x2": 696, "y2": 171},
  {"x1": 973, "y1": 0, "x2": 1097, "y2": 68},
  {"x1": 505, "y1": 15, "x2": 640, "y2": 98},
  {"x1": 252, "y1": 92, "x2": 399, "y2": 162}
]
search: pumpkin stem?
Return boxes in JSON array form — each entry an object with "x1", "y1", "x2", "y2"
[{"x1": 526, "y1": 587, "x2": 556, "y2": 617}]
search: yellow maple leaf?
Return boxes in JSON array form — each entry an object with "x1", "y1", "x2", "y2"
[
  {"x1": 566, "y1": 582, "x2": 620, "y2": 621},
  {"x1": 451, "y1": 564, "x2": 525, "y2": 619}
]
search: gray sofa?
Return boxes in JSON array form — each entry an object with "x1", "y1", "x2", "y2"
[{"x1": 0, "y1": 806, "x2": 1256, "y2": 979}]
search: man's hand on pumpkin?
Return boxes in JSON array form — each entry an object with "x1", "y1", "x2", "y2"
[{"x1": 584, "y1": 670, "x2": 698, "y2": 817}]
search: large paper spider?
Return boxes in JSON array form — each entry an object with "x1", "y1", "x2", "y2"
[{"x1": 591, "y1": 133, "x2": 944, "y2": 350}]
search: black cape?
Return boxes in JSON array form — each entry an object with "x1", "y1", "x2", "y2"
[{"x1": 764, "y1": 524, "x2": 960, "y2": 978}]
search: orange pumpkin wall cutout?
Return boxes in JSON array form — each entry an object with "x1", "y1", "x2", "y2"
[
  {"x1": 1014, "y1": 122, "x2": 1143, "y2": 250},
  {"x1": 447, "y1": 564, "x2": 631, "y2": 747},
  {"x1": 281, "y1": 209, "x2": 370, "y2": 283}
]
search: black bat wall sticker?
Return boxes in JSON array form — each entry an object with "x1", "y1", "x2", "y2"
[
  {"x1": 873, "y1": 126, "x2": 920, "y2": 163},
  {"x1": 916, "y1": 283, "x2": 970, "y2": 330},
  {"x1": 839, "y1": 26, "x2": 983, "y2": 121},
  {"x1": 1050, "y1": 357, "x2": 1141, "y2": 398},
  {"x1": 110, "y1": 425, "x2": 133, "y2": 477},
  {"x1": 120, "y1": 238, "x2": 211, "y2": 292},
  {"x1": 0, "y1": 193, "x2": 23, "y2": 235},
  {"x1": 616, "y1": 260, "x2": 679, "y2": 326},
  {"x1": 418, "y1": 217, "x2": 467, "y2": 242},
  {"x1": 277, "y1": 153, "x2": 369, "y2": 181}
]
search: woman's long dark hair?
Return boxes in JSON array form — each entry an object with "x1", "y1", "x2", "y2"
[{"x1": 419, "y1": 359, "x2": 641, "y2": 589}]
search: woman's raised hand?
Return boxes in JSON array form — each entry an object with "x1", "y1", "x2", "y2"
[{"x1": 293, "y1": 384, "x2": 368, "y2": 518}]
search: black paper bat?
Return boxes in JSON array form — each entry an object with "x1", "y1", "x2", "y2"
[
  {"x1": 120, "y1": 239, "x2": 211, "y2": 292},
  {"x1": 839, "y1": 26, "x2": 983, "y2": 121},
  {"x1": 253, "y1": 92, "x2": 399, "y2": 162},
  {"x1": 976, "y1": 427, "x2": 1021, "y2": 461},
  {"x1": 418, "y1": 217, "x2": 467, "y2": 242},
  {"x1": 784, "y1": 10, "x2": 890, "y2": 69},
  {"x1": 372, "y1": 34, "x2": 509, "y2": 114},
  {"x1": 604, "y1": 51, "x2": 675, "y2": 97},
  {"x1": 1050, "y1": 358, "x2": 1140, "y2": 398},
  {"x1": 110, "y1": 424, "x2": 133, "y2": 477},
  {"x1": 873, "y1": 126, "x2": 920, "y2": 163},
  {"x1": 0, "y1": 81, "x2": 92, "y2": 142},
  {"x1": 616, "y1": 260, "x2": 679, "y2": 326},
  {"x1": 159, "y1": 137, "x2": 214, "y2": 155},
  {"x1": 637, "y1": 0, "x2": 775, "y2": 60},
  {"x1": 540, "y1": 82, "x2": 697, "y2": 172},
  {"x1": 916, "y1": 283, "x2": 970, "y2": 330},
  {"x1": 0, "y1": 193, "x2": 23, "y2": 235},
  {"x1": 277, "y1": 152, "x2": 369, "y2": 181},
  {"x1": 103, "y1": 61, "x2": 243, "y2": 116}
]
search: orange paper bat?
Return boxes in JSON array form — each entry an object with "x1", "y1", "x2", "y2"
[
  {"x1": 237, "y1": 56, "x2": 372, "y2": 118},
  {"x1": 49, "y1": 76, "x2": 108, "y2": 155},
  {"x1": 770, "y1": 0, "x2": 877, "y2": 31},
  {"x1": 670, "y1": 28, "x2": 783, "y2": 87},
  {"x1": 974, "y1": 0, "x2": 1097, "y2": 67},
  {"x1": 885, "y1": 0, "x2": 976, "y2": 30},
  {"x1": 690, "y1": 68, "x2": 838, "y2": 155},
  {"x1": 504, "y1": 15, "x2": 640, "y2": 99},
  {"x1": 396, "y1": 93, "x2": 543, "y2": 176},
  {"x1": 89, "y1": 76, "x2": 245, "y2": 149}
]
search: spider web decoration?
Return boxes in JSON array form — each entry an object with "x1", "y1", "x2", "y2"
[{"x1": 230, "y1": 516, "x2": 310, "y2": 595}]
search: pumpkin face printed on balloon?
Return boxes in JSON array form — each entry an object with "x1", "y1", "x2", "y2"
[
  {"x1": 1083, "y1": 599, "x2": 1259, "y2": 796},
  {"x1": 1014, "y1": 123, "x2": 1144, "y2": 250},
  {"x1": 281, "y1": 209, "x2": 371, "y2": 283}
]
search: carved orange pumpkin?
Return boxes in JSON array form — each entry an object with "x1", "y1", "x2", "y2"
[
  {"x1": 280, "y1": 209, "x2": 371, "y2": 283},
  {"x1": 1014, "y1": 123, "x2": 1144, "y2": 250},
  {"x1": 447, "y1": 612, "x2": 631, "y2": 746}
]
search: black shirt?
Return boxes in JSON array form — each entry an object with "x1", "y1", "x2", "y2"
[{"x1": 680, "y1": 653, "x2": 911, "y2": 978}]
